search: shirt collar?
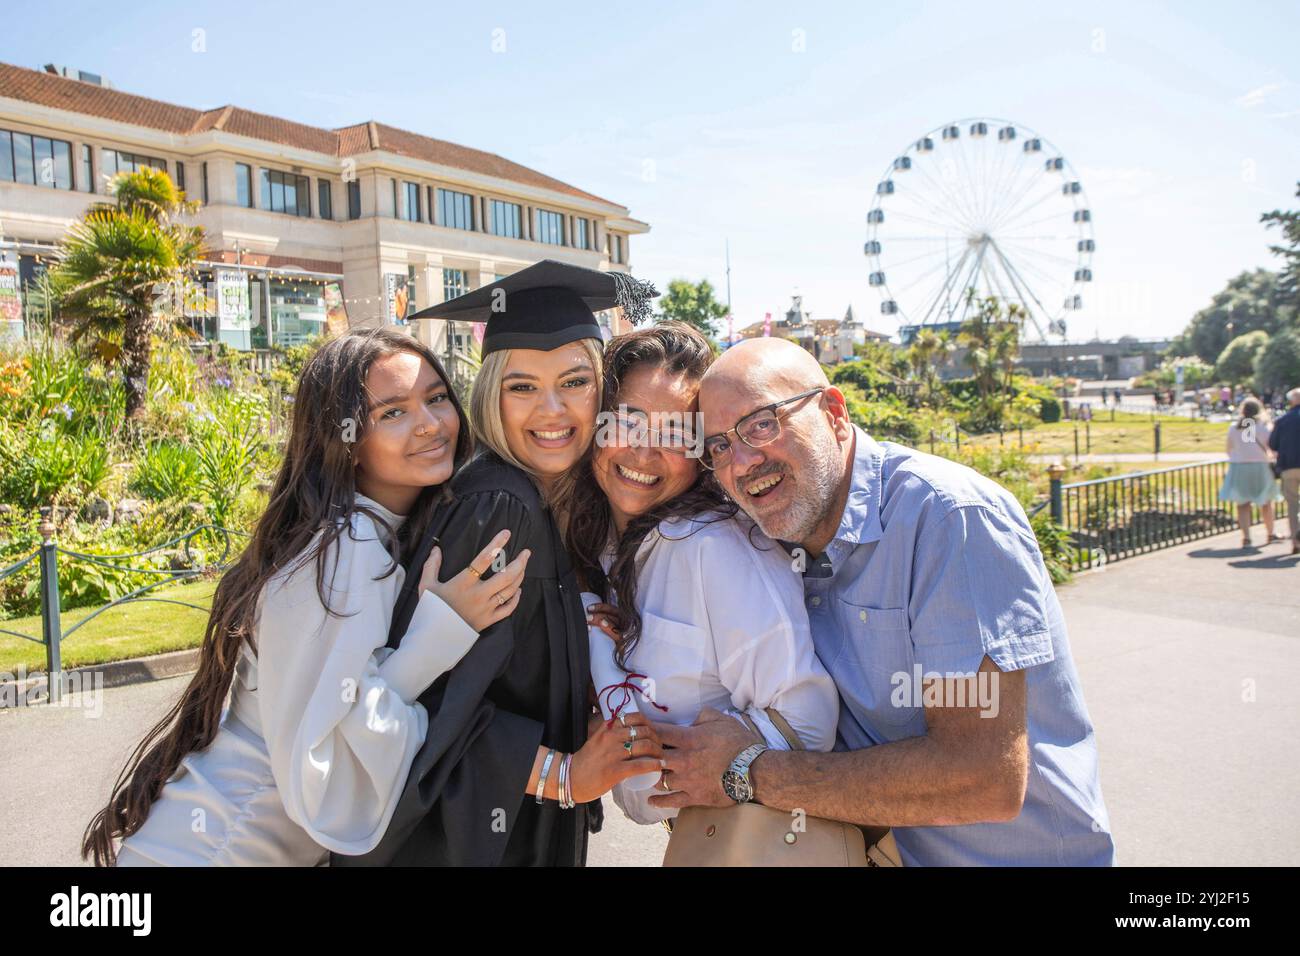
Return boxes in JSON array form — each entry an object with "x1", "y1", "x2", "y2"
[{"x1": 829, "y1": 425, "x2": 885, "y2": 549}]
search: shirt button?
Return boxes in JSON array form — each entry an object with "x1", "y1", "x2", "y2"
[
  {"x1": 859, "y1": 610, "x2": 868, "y2": 622},
  {"x1": 809, "y1": 596, "x2": 821, "y2": 607}
]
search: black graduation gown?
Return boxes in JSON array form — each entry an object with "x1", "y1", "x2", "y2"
[{"x1": 330, "y1": 453, "x2": 594, "y2": 866}]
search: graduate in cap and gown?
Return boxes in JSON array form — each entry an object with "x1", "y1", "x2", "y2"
[{"x1": 333, "y1": 261, "x2": 666, "y2": 866}]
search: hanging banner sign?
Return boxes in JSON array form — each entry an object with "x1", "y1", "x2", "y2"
[
  {"x1": 0, "y1": 258, "x2": 22, "y2": 331},
  {"x1": 385, "y1": 274, "x2": 409, "y2": 325},
  {"x1": 324, "y1": 282, "x2": 349, "y2": 335},
  {"x1": 216, "y1": 270, "x2": 251, "y2": 332}
]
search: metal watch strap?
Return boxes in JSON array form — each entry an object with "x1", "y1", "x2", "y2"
[{"x1": 726, "y1": 743, "x2": 768, "y2": 802}]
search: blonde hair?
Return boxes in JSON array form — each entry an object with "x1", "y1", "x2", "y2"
[{"x1": 469, "y1": 337, "x2": 604, "y2": 531}]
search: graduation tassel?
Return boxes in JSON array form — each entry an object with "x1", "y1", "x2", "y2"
[{"x1": 610, "y1": 272, "x2": 658, "y2": 325}]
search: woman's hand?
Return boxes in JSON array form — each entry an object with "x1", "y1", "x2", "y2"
[
  {"x1": 419, "y1": 529, "x2": 530, "y2": 633},
  {"x1": 569, "y1": 712, "x2": 664, "y2": 804},
  {"x1": 586, "y1": 602, "x2": 623, "y2": 643}
]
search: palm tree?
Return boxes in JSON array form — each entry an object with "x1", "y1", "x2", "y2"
[
  {"x1": 51, "y1": 167, "x2": 204, "y2": 421},
  {"x1": 907, "y1": 328, "x2": 953, "y2": 401}
]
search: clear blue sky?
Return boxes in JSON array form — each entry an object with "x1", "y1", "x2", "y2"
[{"x1": 4, "y1": 0, "x2": 1298, "y2": 342}]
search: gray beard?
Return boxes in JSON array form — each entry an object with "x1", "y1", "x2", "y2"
[{"x1": 744, "y1": 433, "x2": 841, "y2": 544}]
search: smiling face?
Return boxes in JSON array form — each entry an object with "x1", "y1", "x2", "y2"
[
  {"x1": 499, "y1": 344, "x2": 600, "y2": 486},
  {"x1": 592, "y1": 364, "x2": 702, "y2": 534},
  {"x1": 698, "y1": 340, "x2": 853, "y2": 550},
  {"x1": 353, "y1": 350, "x2": 460, "y2": 514}
]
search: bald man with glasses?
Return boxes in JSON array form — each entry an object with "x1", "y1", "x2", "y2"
[{"x1": 648, "y1": 337, "x2": 1115, "y2": 866}]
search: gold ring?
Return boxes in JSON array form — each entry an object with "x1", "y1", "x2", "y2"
[
  {"x1": 496, "y1": 591, "x2": 509, "y2": 606},
  {"x1": 467, "y1": 565, "x2": 482, "y2": 579}
]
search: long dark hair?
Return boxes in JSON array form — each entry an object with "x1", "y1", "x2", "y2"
[
  {"x1": 82, "y1": 327, "x2": 470, "y2": 866},
  {"x1": 566, "y1": 322, "x2": 736, "y2": 669}
]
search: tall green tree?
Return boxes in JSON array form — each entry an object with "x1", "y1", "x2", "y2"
[
  {"x1": 657, "y1": 278, "x2": 727, "y2": 342},
  {"x1": 1261, "y1": 181, "x2": 1300, "y2": 306},
  {"x1": 906, "y1": 328, "x2": 953, "y2": 401},
  {"x1": 1214, "y1": 330, "x2": 1270, "y2": 387},
  {"x1": 1169, "y1": 269, "x2": 1287, "y2": 365},
  {"x1": 1254, "y1": 328, "x2": 1300, "y2": 394},
  {"x1": 51, "y1": 167, "x2": 204, "y2": 421}
]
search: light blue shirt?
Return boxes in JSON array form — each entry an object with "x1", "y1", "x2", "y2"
[{"x1": 799, "y1": 427, "x2": 1115, "y2": 866}]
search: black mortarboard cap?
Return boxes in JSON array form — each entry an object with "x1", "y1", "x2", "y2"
[{"x1": 408, "y1": 259, "x2": 659, "y2": 356}]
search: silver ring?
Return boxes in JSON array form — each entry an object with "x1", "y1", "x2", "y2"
[
  {"x1": 618, "y1": 714, "x2": 628, "y2": 727},
  {"x1": 659, "y1": 772, "x2": 672, "y2": 791},
  {"x1": 628, "y1": 726, "x2": 638, "y2": 741}
]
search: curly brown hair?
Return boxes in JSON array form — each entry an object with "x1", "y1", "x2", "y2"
[{"x1": 566, "y1": 322, "x2": 737, "y2": 670}]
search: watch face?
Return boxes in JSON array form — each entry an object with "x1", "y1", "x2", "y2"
[{"x1": 722, "y1": 769, "x2": 752, "y2": 803}]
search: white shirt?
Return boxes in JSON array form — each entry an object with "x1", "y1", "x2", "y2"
[
  {"x1": 587, "y1": 513, "x2": 839, "y2": 825},
  {"x1": 116, "y1": 496, "x2": 478, "y2": 866},
  {"x1": 1226, "y1": 420, "x2": 1274, "y2": 463}
]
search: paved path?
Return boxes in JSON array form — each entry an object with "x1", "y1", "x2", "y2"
[{"x1": 2, "y1": 527, "x2": 1295, "y2": 867}]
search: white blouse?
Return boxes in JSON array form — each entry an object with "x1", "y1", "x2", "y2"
[
  {"x1": 587, "y1": 513, "x2": 839, "y2": 826},
  {"x1": 116, "y1": 495, "x2": 478, "y2": 866},
  {"x1": 1226, "y1": 420, "x2": 1274, "y2": 463}
]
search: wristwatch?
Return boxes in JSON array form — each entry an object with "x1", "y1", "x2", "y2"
[{"x1": 722, "y1": 743, "x2": 768, "y2": 803}]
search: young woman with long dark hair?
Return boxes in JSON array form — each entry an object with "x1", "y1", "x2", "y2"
[{"x1": 84, "y1": 328, "x2": 528, "y2": 865}]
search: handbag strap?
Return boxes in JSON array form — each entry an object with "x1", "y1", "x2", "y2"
[
  {"x1": 737, "y1": 708, "x2": 806, "y2": 751},
  {"x1": 764, "y1": 707, "x2": 805, "y2": 751}
]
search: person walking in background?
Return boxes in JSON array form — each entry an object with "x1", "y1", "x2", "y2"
[
  {"x1": 1218, "y1": 398, "x2": 1282, "y2": 549},
  {"x1": 1269, "y1": 388, "x2": 1300, "y2": 556}
]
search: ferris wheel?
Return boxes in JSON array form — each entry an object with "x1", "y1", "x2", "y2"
[{"x1": 864, "y1": 117, "x2": 1093, "y2": 342}]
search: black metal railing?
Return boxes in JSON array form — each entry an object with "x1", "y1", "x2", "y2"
[
  {"x1": 0, "y1": 519, "x2": 246, "y2": 702},
  {"x1": 1047, "y1": 460, "x2": 1290, "y2": 571}
]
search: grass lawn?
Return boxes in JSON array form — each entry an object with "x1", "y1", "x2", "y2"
[
  {"x1": 0, "y1": 578, "x2": 217, "y2": 674},
  {"x1": 971, "y1": 417, "x2": 1225, "y2": 456}
]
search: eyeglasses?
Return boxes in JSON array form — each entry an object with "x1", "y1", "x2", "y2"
[
  {"x1": 700, "y1": 387, "x2": 825, "y2": 471},
  {"x1": 603, "y1": 411, "x2": 694, "y2": 457}
]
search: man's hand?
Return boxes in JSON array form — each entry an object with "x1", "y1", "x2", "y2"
[{"x1": 646, "y1": 707, "x2": 761, "y2": 811}]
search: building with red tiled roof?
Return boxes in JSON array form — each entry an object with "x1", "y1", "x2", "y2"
[{"x1": 0, "y1": 61, "x2": 649, "y2": 351}]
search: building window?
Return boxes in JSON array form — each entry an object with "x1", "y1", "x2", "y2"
[
  {"x1": 175, "y1": 161, "x2": 186, "y2": 195},
  {"x1": 79, "y1": 144, "x2": 93, "y2": 193},
  {"x1": 318, "y1": 179, "x2": 332, "y2": 220},
  {"x1": 609, "y1": 233, "x2": 624, "y2": 264},
  {"x1": 489, "y1": 199, "x2": 522, "y2": 239},
  {"x1": 437, "y1": 188, "x2": 474, "y2": 230},
  {"x1": 101, "y1": 148, "x2": 166, "y2": 188},
  {"x1": 573, "y1": 217, "x2": 588, "y2": 251},
  {"x1": 443, "y1": 268, "x2": 468, "y2": 301},
  {"x1": 347, "y1": 179, "x2": 361, "y2": 219},
  {"x1": 535, "y1": 209, "x2": 565, "y2": 246},
  {"x1": 259, "y1": 168, "x2": 311, "y2": 216},
  {"x1": 400, "y1": 181, "x2": 421, "y2": 222},
  {"x1": 407, "y1": 265, "x2": 418, "y2": 316},
  {"x1": 201, "y1": 162, "x2": 208, "y2": 204},
  {"x1": 0, "y1": 129, "x2": 74, "y2": 189},
  {"x1": 236, "y1": 163, "x2": 253, "y2": 208}
]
